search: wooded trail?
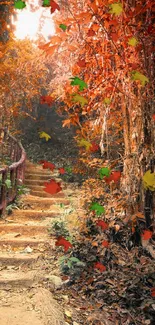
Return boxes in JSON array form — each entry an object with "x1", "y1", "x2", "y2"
[{"x1": 0, "y1": 160, "x2": 79, "y2": 325}]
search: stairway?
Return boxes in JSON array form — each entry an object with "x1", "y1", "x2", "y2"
[{"x1": 0, "y1": 160, "x2": 73, "y2": 324}]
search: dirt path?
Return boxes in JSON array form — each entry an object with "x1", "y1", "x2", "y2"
[{"x1": 0, "y1": 160, "x2": 80, "y2": 325}]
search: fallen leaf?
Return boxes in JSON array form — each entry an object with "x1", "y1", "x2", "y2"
[
  {"x1": 102, "y1": 240, "x2": 109, "y2": 248},
  {"x1": 141, "y1": 230, "x2": 153, "y2": 240},
  {"x1": 94, "y1": 262, "x2": 106, "y2": 272},
  {"x1": 55, "y1": 236, "x2": 72, "y2": 252},
  {"x1": 59, "y1": 167, "x2": 66, "y2": 174},
  {"x1": 96, "y1": 220, "x2": 108, "y2": 230},
  {"x1": 39, "y1": 131, "x2": 51, "y2": 142}
]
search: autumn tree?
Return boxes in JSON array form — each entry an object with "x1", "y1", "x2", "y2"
[{"x1": 43, "y1": 0, "x2": 155, "y2": 222}]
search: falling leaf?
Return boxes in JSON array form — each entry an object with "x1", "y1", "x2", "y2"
[
  {"x1": 98, "y1": 167, "x2": 111, "y2": 179},
  {"x1": 142, "y1": 170, "x2": 155, "y2": 191},
  {"x1": 77, "y1": 59, "x2": 86, "y2": 67},
  {"x1": 59, "y1": 167, "x2": 66, "y2": 174},
  {"x1": 14, "y1": 0, "x2": 26, "y2": 9},
  {"x1": 39, "y1": 131, "x2": 51, "y2": 142},
  {"x1": 55, "y1": 236, "x2": 72, "y2": 252},
  {"x1": 141, "y1": 230, "x2": 153, "y2": 240},
  {"x1": 104, "y1": 171, "x2": 121, "y2": 184},
  {"x1": 70, "y1": 76, "x2": 88, "y2": 91},
  {"x1": 59, "y1": 24, "x2": 67, "y2": 31},
  {"x1": 77, "y1": 138, "x2": 92, "y2": 151},
  {"x1": 44, "y1": 179, "x2": 62, "y2": 194},
  {"x1": 94, "y1": 262, "x2": 106, "y2": 272},
  {"x1": 41, "y1": 161, "x2": 55, "y2": 171},
  {"x1": 102, "y1": 240, "x2": 109, "y2": 248},
  {"x1": 50, "y1": 0, "x2": 60, "y2": 14},
  {"x1": 131, "y1": 71, "x2": 149, "y2": 86},
  {"x1": 42, "y1": 0, "x2": 50, "y2": 6},
  {"x1": 109, "y1": 3, "x2": 123, "y2": 16},
  {"x1": 72, "y1": 94, "x2": 88, "y2": 107},
  {"x1": 128, "y1": 37, "x2": 139, "y2": 46},
  {"x1": 96, "y1": 219, "x2": 108, "y2": 230},
  {"x1": 87, "y1": 29, "x2": 96, "y2": 36},
  {"x1": 40, "y1": 96, "x2": 54, "y2": 106},
  {"x1": 90, "y1": 202, "x2": 105, "y2": 216},
  {"x1": 89, "y1": 142, "x2": 99, "y2": 152}
]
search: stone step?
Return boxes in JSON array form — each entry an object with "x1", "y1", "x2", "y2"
[
  {"x1": 5, "y1": 209, "x2": 61, "y2": 221},
  {"x1": 21, "y1": 196, "x2": 70, "y2": 209},
  {"x1": 24, "y1": 177, "x2": 63, "y2": 186},
  {"x1": 25, "y1": 173, "x2": 52, "y2": 180},
  {"x1": 0, "y1": 270, "x2": 38, "y2": 288},
  {"x1": 29, "y1": 190, "x2": 66, "y2": 198},
  {"x1": 0, "y1": 224, "x2": 47, "y2": 236},
  {"x1": 0, "y1": 238, "x2": 50, "y2": 251},
  {"x1": 0, "y1": 252, "x2": 41, "y2": 266},
  {"x1": 25, "y1": 168, "x2": 53, "y2": 176}
]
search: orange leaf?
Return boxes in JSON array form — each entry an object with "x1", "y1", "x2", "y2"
[
  {"x1": 152, "y1": 114, "x2": 155, "y2": 121},
  {"x1": 87, "y1": 29, "x2": 96, "y2": 37}
]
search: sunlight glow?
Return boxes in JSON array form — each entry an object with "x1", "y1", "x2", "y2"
[{"x1": 12, "y1": 0, "x2": 55, "y2": 41}]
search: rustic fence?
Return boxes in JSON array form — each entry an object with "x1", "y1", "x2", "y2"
[{"x1": 0, "y1": 128, "x2": 26, "y2": 216}]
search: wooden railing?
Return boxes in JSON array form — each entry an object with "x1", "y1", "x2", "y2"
[{"x1": 0, "y1": 128, "x2": 26, "y2": 216}]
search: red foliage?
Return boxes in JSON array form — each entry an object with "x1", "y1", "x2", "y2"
[
  {"x1": 151, "y1": 287, "x2": 155, "y2": 297},
  {"x1": 96, "y1": 220, "x2": 108, "y2": 231},
  {"x1": 40, "y1": 96, "x2": 54, "y2": 107},
  {"x1": 50, "y1": 0, "x2": 60, "y2": 14},
  {"x1": 77, "y1": 59, "x2": 86, "y2": 68},
  {"x1": 87, "y1": 29, "x2": 96, "y2": 37},
  {"x1": 41, "y1": 161, "x2": 55, "y2": 171},
  {"x1": 152, "y1": 114, "x2": 155, "y2": 121},
  {"x1": 55, "y1": 236, "x2": 72, "y2": 252},
  {"x1": 89, "y1": 142, "x2": 99, "y2": 152},
  {"x1": 59, "y1": 167, "x2": 66, "y2": 174},
  {"x1": 94, "y1": 262, "x2": 106, "y2": 272},
  {"x1": 102, "y1": 240, "x2": 109, "y2": 248},
  {"x1": 104, "y1": 171, "x2": 121, "y2": 184},
  {"x1": 141, "y1": 230, "x2": 153, "y2": 240},
  {"x1": 44, "y1": 179, "x2": 62, "y2": 194}
]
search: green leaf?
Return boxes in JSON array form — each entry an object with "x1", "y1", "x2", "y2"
[
  {"x1": 90, "y1": 202, "x2": 105, "y2": 216},
  {"x1": 109, "y1": 3, "x2": 123, "y2": 16},
  {"x1": 42, "y1": 0, "x2": 50, "y2": 6},
  {"x1": 128, "y1": 37, "x2": 138, "y2": 46},
  {"x1": 59, "y1": 24, "x2": 67, "y2": 31},
  {"x1": 14, "y1": 0, "x2": 26, "y2": 9},
  {"x1": 142, "y1": 170, "x2": 155, "y2": 191},
  {"x1": 5, "y1": 179, "x2": 12, "y2": 188},
  {"x1": 98, "y1": 167, "x2": 111, "y2": 179},
  {"x1": 131, "y1": 71, "x2": 149, "y2": 86},
  {"x1": 69, "y1": 257, "x2": 81, "y2": 263},
  {"x1": 70, "y1": 76, "x2": 88, "y2": 91},
  {"x1": 72, "y1": 93, "x2": 88, "y2": 107}
]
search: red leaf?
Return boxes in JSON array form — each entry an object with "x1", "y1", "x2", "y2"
[
  {"x1": 151, "y1": 287, "x2": 155, "y2": 297},
  {"x1": 89, "y1": 142, "x2": 99, "y2": 152},
  {"x1": 94, "y1": 262, "x2": 106, "y2": 272},
  {"x1": 44, "y1": 179, "x2": 62, "y2": 194},
  {"x1": 96, "y1": 220, "x2": 108, "y2": 231},
  {"x1": 42, "y1": 161, "x2": 55, "y2": 171},
  {"x1": 152, "y1": 114, "x2": 155, "y2": 121},
  {"x1": 77, "y1": 59, "x2": 86, "y2": 68},
  {"x1": 40, "y1": 96, "x2": 54, "y2": 106},
  {"x1": 38, "y1": 160, "x2": 46, "y2": 164},
  {"x1": 59, "y1": 167, "x2": 66, "y2": 175},
  {"x1": 87, "y1": 29, "x2": 96, "y2": 37},
  {"x1": 102, "y1": 240, "x2": 109, "y2": 248},
  {"x1": 50, "y1": 0, "x2": 60, "y2": 13},
  {"x1": 55, "y1": 236, "x2": 72, "y2": 252},
  {"x1": 104, "y1": 171, "x2": 121, "y2": 184},
  {"x1": 141, "y1": 230, "x2": 153, "y2": 240}
]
